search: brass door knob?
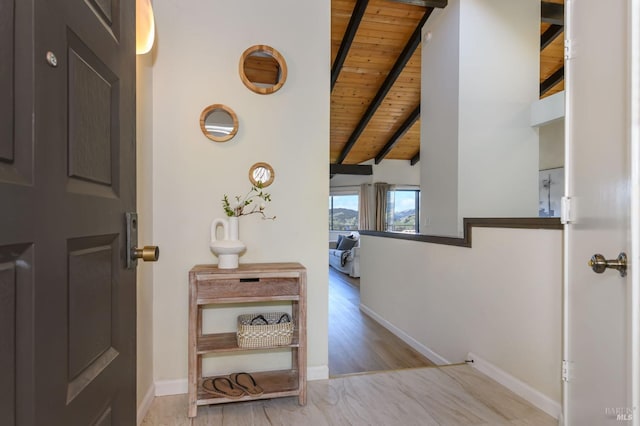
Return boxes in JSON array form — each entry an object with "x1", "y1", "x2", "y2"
[
  {"x1": 588, "y1": 252, "x2": 627, "y2": 277},
  {"x1": 132, "y1": 246, "x2": 159, "y2": 262}
]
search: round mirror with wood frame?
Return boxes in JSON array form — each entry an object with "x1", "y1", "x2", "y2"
[
  {"x1": 199, "y1": 104, "x2": 239, "y2": 142},
  {"x1": 239, "y1": 45, "x2": 287, "y2": 95},
  {"x1": 249, "y1": 162, "x2": 275, "y2": 187}
]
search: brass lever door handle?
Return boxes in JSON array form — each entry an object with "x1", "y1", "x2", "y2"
[
  {"x1": 132, "y1": 246, "x2": 159, "y2": 262},
  {"x1": 588, "y1": 252, "x2": 627, "y2": 277}
]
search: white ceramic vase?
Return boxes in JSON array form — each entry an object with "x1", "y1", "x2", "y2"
[{"x1": 210, "y1": 216, "x2": 246, "y2": 269}]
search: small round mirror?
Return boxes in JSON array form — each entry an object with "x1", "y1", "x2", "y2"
[
  {"x1": 199, "y1": 104, "x2": 239, "y2": 142},
  {"x1": 239, "y1": 45, "x2": 287, "y2": 95},
  {"x1": 249, "y1": 162, "x2": 275, "y2": 187}
]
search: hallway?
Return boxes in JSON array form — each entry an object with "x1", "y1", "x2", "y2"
[{"x1": 328, "y1": 266, "x2": 436, "y2": 376}]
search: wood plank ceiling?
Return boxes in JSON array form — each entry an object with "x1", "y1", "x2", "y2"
[{"x1": 330, "y1": 0, "x2": 565, "y2": 170}]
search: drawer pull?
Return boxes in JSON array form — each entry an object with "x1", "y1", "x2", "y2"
[{"x1": 240, "y1": 278, "x2": 260, "y2": 283}]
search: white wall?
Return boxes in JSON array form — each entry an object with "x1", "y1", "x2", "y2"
[
  {"x1": 531, "y1": 92, "x2": 565, "y2": 171},
  {"x1": 422, "y1": 0, "x2": 540, "y2": 237},
  {"x1": 539, "y1": 119, "x2": 565, "y2": 170},
  {"x1": 359, "y1": 229, "x2": 562, "y2": 404},
  {"x1": 151, "y1": 0, "x2": 329, "y2": 387},
  {"x1": 458, "y1": 0, "x2": 540, "y2": 225},
  {"x1": 421, "y1": 3, "x2": 460, "y2": 237},
  {"x1": 531, "y1": 91, "x2": 565, "y2": 127}
]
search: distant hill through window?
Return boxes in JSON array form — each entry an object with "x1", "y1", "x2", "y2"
[
  {"x1": 388, "y1": 209, "x2": 416, "y2": 232},
  {"x1": 330, "y1": 207, "x2": 358, "y2": 231}
]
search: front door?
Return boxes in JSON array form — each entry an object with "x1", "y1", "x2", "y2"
[
  {"x1": 1, "y1": 0, "x2": 137, "y2": 424},
  {"x1": 564, "y1": 0, "x2": 638, "y2": 424}
]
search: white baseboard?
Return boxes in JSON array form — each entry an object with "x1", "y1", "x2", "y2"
[
  {"x1": 308, "y1": 365, "x2": 329, "y2": 381},
  {"x1": 466, "y1": 352, "x2": 561, "y2": 420},
  {"x1": 155, "y1": 378, "x2": 188, "y2": 396},
  {"x1": 154, "y1": 365, "x2": 329, "y2": 397},
  {"x1": 137, "y1": 383, "x2": 156, "y2": 425},
  {"x1": 359, "y1": 303, "x2": 450, "y2": 365}
]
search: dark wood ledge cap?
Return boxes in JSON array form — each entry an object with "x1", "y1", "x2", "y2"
[{"x1": 358, "y1": 217, "x2": 562, "y2": 248}]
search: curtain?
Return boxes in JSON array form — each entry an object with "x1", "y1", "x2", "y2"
[
  {"x1": 358, "y1": 184, "x2": 372, "y2": 230},
  {"x1": 375, "y1": 182, "x2": 390, "y2": 231}
]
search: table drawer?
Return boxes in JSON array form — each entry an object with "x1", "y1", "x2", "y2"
[{"x1": 196, "y1": 277, "x2": 300, "y2": 300}]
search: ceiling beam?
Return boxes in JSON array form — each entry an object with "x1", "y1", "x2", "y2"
[
  {"x1": 387, "y1": 0, "x2": 447, "y2": 7},
  {"x1": 410, "y1": 152, "x2": 420, "y2": 166},
  {"x1": 540, "y1": 66, "x2": 564, "y2": 96},
  {"x1": 541, "y1": 2, "x2": 564, "y2": 25},
  {"x1": 336, "y1": 9, "x2": 434, "y2": 164},
  {"x1": 374, "y1": 106, "x2": 420, "y2": 164},
  {"x1": 329, "y1": 164, "x2": 373, "y2": 176},
  {"x1": 540, "y1": 24, "x2": 563, "y2": 51},
  {"x1": 331, "y1": 0, "x2": 368, "y2": 92}
]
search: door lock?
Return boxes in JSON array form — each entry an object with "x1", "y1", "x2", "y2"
[
  {"x1": 588, "y1": 252, "x2": 627, "y2": 277},
  {"x1": 126, "y1": 212, "x2": 159, "y2": 269}
]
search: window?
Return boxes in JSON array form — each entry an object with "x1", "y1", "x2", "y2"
[
  {"x1": 386, "y1": 189, "x2": 419, "y2": 233},
  {"x1": 329, "y1": 194, "x2": 359, "y2": 231}
]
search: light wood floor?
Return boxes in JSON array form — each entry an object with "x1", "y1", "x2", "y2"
[
  {"x1": 142, "y1": 365, "x2": 557, "y2": 425},
  {"x1": 328, "y1": 266, "x2": 436, "y2": 376}
]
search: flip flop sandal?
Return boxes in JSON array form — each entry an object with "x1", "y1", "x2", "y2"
[
  {"x1": 230, "y1": 372, "x2": 264, "y2": 396},
  {"x1": 202, "y1": 377, "x2": 245, "y2": 399}
]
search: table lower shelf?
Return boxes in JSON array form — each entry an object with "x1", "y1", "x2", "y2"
[
  {"x1": 196, "y1": 369, "x2": 303, "y2": 406},
  {"x1": 197, "y1": 332, "x2": 299, "y2": 354}
]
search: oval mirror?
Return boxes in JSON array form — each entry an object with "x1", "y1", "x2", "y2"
[
  {"x1": 239, "y1": 45, "x2": 287, "y2": 95},
  {"x1": 249, "y1": 162, "x2": 275, "y2": 187},
  {"x1": 199, "y1": 104, "x2": 239, "y2": 142}
]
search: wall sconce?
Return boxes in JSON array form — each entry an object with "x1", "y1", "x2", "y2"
[{"x1": 136, "y1": 0, "x2": 156, "y2": 55}]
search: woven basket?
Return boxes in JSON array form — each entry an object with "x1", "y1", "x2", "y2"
[{"x1": 237, "y1": 312, "x2": 293, "y2": 349}]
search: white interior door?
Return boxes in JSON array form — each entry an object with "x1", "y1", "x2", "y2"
[{"x1": 564, "y1": 0, "x2": 639, "y2": 424}]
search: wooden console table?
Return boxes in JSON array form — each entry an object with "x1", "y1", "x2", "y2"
[{"x1": 187, "y1": 263, "x2": 307, "y2": 418}]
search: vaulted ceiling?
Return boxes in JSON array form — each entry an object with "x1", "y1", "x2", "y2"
[{"x1": 330, "y1": 0, "x2": 565, "y2": 171}]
